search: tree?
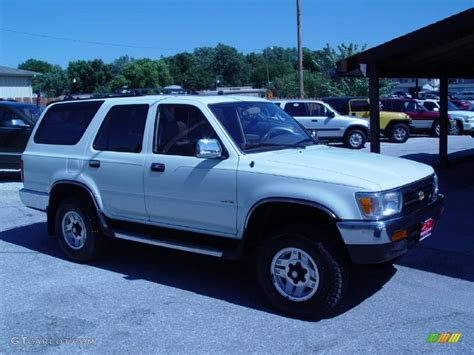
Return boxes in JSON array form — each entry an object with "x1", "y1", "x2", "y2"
[
  {"x1": 18, "y1": 59, "x2": 53, "y2": 73},
  {"x1": 33, "y1": 65, "x2": 69, "y2": 97},
  {"x1": 67, "y1": 59, "x2": 113, "y2": 93},
  {"x1": 121, "y1": 59, "x2": 172, "y2": 88},
  {"x1": 207, "y1": 44, "x2": 247, "y2": 86}
]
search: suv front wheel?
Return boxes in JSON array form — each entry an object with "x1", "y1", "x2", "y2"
[
  {"x1": 256, "y1": 227, "x2": 345, "y2": 318},
  {"x1": 344, "y1": 129, "x2": 366, "y2": 149},
  {"x1": 55, "y1": 198, "x2": 104, "y2": 262},
  {"x1": 389, "y1": 123, "x2": 410, "y2": 143}
]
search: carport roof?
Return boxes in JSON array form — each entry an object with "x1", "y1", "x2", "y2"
[{"x1": 336, "y1": 8, "x2": 474, "y2": 78}]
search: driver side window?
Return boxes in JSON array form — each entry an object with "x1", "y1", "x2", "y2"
[{"x1": 154, "y1": 104, "x2": 218, "y2": 156}]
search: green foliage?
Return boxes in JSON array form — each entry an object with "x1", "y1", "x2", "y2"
[
  {"x1": 121, "y1": 59, "x2": 172, "y2": 89},
  {"x1": 18, "y1": 59, "x2": 53, "y2": 74},
  {"x1": 32, "y1": 65, "x2": 69, "y2": 97},
  {"x1": 67, "y1": 59, "x2": 113, "y2": 93},
  {"x1": 23, "y1": 43, "x2": 395, "y2": 97}
]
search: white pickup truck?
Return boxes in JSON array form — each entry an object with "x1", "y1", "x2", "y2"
[{"x1": 20, "y1": 95, "x2": 444, "y2": 318}]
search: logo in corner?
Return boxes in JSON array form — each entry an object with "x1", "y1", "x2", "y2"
[{"x1": 426, "y1": 332, "x2": 462, "y2": 343}]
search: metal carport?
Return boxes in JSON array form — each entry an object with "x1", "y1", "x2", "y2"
[{"x1": 336, "y1": 8, "x2": 474, "y2": 167}]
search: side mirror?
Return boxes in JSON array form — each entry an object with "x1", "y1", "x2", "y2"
[
  {"x1": 196, "y1": 139, "x2": 222, "y2": 159},
  {"x1": 327, "y1": 111, "x2": 336, "y2": 118},
  {"x1": 433, "y1": 107, "x2": 439, "y2": 112}
]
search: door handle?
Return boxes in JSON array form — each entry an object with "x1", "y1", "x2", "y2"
[
  {"x1": 150, "y1": 163, "x2": 165, "y2": 172},
  {"x1": 311, "y1": 119, "x2": 318, "y2": 122},
  {"x1": 89, "y1": 160, "x2": 100, "y2": 168}
]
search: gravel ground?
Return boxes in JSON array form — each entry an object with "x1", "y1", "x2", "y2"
[{"x1": 1, "y1": 136, "x2": 473, "y2": 353}]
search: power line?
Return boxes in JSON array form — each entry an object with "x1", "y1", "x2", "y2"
[{"x1": 0, "y1": 28, "x2": 185, "y2": 52}]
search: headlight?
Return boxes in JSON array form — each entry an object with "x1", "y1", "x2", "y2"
[{"x1": 356, "y1": 191, "x2": 403, "y2": 220}]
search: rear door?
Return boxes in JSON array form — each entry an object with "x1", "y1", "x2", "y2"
[
  {"x1": 86, "y1": 103, "x2": 150, "y2": 221},
  {"x1": 282, "y1": 102, "x2": 312, "y2": 126}
]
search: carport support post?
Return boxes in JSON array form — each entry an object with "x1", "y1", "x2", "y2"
[
  {"x1": 439, "y1": 76, "x2": 449, "y2": 168},
  {"x1": 368, "y1": 65, "x2": 381, "y2": 153}
]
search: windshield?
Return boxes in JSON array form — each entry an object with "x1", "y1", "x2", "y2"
[
  {"x1": 209, "y1": 102, "x2": 315, "y2": 152},
  {"x1": 446, "y1": 101, "x2": 459, "y2": 111}
]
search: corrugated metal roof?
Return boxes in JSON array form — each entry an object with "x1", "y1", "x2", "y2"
[{"x1": 0, "y1": 65, "x2": 39, "y2": 77}]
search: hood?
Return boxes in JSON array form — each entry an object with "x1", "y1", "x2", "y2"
[
  {"x1": 448, "y1": 110, "x2": 474, "y2": 119},
  {"x1": 249, "y1": 145, "x2": 433, "y2": 191}
]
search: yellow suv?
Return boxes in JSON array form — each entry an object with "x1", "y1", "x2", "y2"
[{"x1": 323, "y1": 97, "x2": 412, "y2": 143}]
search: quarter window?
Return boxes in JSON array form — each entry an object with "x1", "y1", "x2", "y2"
[
  {"x1": 93, "y1": 104, "x2": 149, "y2": 153},
  {"x1": 154, "y1": 104, "x2": 218, "y2": 156},
  {"x1": 34, "y1": 101, "x2": 103, "y2": 145}
]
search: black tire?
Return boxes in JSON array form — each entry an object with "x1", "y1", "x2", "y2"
[
  {"x1": 431, "y1": 122, "x2": 441, "y2": 137},
  {"x1": 55, "y1": 198, "x2": 103, "y2": 263},
  {"x1": 449, "y1": 121, "x2": 462, "y2": 136},
  {"x1": 344, "y1": 129, "x2": 366, "y2": 149},
  {"x1": 256, "y1": 227, "x2": 345, "y2": 319},
  {"x1": 389, "y1": 123, "x2": 410, "y2": 143}
]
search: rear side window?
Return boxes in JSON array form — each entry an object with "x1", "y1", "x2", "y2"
[
  {"x1": 284, "y1": 102, "x2": 307, "y2": 116},
  {"x1": 34, "y1": 101, "x2": 103, "y2": 145},
  {"x1": 350, "y1": 100, "x2": 370, "y2": 112},
  {"x1": 93, "y1": 104, "x2": 149, "y2": 153}
]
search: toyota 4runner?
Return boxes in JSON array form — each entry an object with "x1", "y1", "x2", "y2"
[{"x1": 20, "y1": 95, "x2": 444, "y2": 318}]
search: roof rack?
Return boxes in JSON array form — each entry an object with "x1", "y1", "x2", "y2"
[{"x1": 48, "y1": 87, "x2": 197, "y2": 105}]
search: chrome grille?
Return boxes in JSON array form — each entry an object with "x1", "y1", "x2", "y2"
[{"x1": 402, "y1": 176, "x2": 435, "y2": 213}]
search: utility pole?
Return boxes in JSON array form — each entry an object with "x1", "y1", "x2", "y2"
[{"x1": 296, "y1": 0, "x2": 304, "y2": 98}]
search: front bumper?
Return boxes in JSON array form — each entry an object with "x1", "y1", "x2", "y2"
[
  {"x1": 462, "y1": 121, "x2": 474, "y2": 134},
  {"x1": 337, "y1": 194, "x2": 444, "y2": 264}
]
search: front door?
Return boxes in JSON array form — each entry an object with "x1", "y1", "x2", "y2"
[{"x1": 144, "y1": 103, "x2": 238, "y2": 236}]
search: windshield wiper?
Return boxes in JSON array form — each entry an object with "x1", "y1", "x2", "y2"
[{"x1": 242, "y1": 141, "x2": 310, "y2": 151}]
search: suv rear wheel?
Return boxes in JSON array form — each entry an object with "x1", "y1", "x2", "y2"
[
  {"x1": 256, "y1": 227, "x2": 345, "y2": 318},
  {"x1": 344, "y1": 129, "x2": 366, "y2": 149},
  {"x1": 55, "y1": 198, "x2": 103, "y2": 262},
  {"x1": 389, "y1": 123, "x2": 410, "y2": 143}
]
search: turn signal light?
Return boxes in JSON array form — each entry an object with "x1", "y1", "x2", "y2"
[
  {"x1": 391, "y1": 229, "x2": 407, "y2": 241},
  {"x1": 359, "y1": 197, "x2": 373, "y2": 214}
]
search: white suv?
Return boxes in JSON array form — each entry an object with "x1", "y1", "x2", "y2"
[
  {"x1": 20, "y1": 95, "x2": 443, "y2": 318},
  {"x1": 421, "y1": 99, "x2": 474, "y2": 136},
  {"x1": 273, "y1": 100, "x2": 370, "y2": 149}
]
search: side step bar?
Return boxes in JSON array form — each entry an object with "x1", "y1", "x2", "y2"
[{"x1": 113, "y1": 231, "x2": 224, "y2": 257}]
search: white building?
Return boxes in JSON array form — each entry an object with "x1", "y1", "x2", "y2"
[
  {"x1": 391, "y1": 78, "x2": 440, "y2": 94},
  {"x1": 0, "y1": 65, "x2": 39, "y2": 100}
]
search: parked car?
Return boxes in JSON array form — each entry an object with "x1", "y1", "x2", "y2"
[
  {"x1": 454, "y1": 91, "x2": 474, "y2": 100},
  {"x1": 20, "y1": 95, "x2": 444, "y2": 318},
  {"x1": 450, "y1": 99, "x2": 471, "y2": 110},
  {"x1": 381, "y1": 98, "x2": 452, "y2": 137},
  {"x1": 421, "y1": 99, "x2": 474, "y2": 136},
  {"x1": 0, "y1": 101, "x2": 43, "y2": 169},
  {"x1": 322, "y1": 97, "x2": 412, "y2": 143},
  {"x1": 273, "y1": 100, "x2": 370, "y2": 149}
]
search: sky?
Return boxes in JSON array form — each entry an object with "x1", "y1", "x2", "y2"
[{"x1": 0, "y1": 0, "x2": 473, "y2": 68}]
